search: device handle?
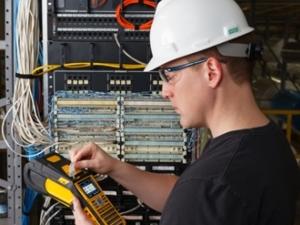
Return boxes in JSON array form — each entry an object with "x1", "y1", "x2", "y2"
[{"x1": 23, "y1": 163, "x2": 47, "y2": 194}]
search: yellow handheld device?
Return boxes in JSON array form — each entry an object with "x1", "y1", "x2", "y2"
[{"x1": 24, "y1": 152, "x2": 126, "y2": 225}]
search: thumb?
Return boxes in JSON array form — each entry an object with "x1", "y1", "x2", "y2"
[
  {"x1": 73, "y1": 196, "x2": 83, "y2": 212},
  {"x1": 73, "y1": 197, "x2": 95, "y2": 225}
]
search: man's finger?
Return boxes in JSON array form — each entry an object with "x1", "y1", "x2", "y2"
[
  {"x1": 70, "y1": 146, "x2": 81, "y2": 162},
  {"x1": 72, "y1": 143, "x2": 94, "y2": 162},
  {"x1": 73, "y1": 197, "x2": 92, "y2": 225},
  {"x1": 75, "y1": 159, "x2": 95, "y2": 170}
]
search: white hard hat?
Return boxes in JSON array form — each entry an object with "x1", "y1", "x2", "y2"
[{"x1": 144, "y1": 0, "x2": 254, "y2": 71}]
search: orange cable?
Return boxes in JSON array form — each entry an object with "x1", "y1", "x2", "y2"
[{"x1": 115, "y1": 0, "x2": 157, "y2": 30}]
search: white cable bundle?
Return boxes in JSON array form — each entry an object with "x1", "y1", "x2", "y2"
[{"x1": 1, "y1": 0, "x2": 53, "y2": 157}]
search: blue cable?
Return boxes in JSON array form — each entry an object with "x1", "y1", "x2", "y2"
[{"x1": 22, "y1": 188, "x2": 38, "y2": 225}]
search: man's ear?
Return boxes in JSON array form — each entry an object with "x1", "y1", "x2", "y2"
[{"x1": 206, "y1": 57, "x2": 223, "y2": 88}]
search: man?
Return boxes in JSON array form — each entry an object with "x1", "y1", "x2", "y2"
[{"x1": 71, "y1": 0, "x2": 300, "y2": 224}]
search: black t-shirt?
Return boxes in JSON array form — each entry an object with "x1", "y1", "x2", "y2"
[{"x1": 160, "y1": 122, "x2": 300, "y2": 225}]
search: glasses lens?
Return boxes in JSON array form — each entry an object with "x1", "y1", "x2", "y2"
[{"x1": 158, "y1": 70, "x2": 168, "y2": 82}]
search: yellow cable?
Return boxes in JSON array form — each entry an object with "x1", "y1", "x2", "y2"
[
  {"x1": 32, "y1": 65, "x2": 61, "y2": 75},
  {"x1": 32, "y1": 62, "x2": 146, "y2": 76},
  {"x1": 123, "y1": 64, "x2": 145, "y2": 69},
  {"x1": 64, "y1": 62, "x2": 91, "y2": 69}
]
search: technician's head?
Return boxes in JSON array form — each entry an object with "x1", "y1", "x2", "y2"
[{"x1": 145, "y1": 0, "x2": 257, "y2": 128}]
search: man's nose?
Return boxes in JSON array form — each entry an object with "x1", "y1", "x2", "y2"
[{"x1": 161, "y1": 82, "x2": 174, "y2": 100}]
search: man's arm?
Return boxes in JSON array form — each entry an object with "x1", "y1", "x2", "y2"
[
  {"x1": 71, "y1": 142, "x2": 178, "y2": 212},
  {"x1": 109, "y1": 159, "x2": 178, "y2": 212}
]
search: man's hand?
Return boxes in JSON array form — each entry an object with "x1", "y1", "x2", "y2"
[
  {"x1": 69, "y1": 142, "x2": 177, "y2": 212},
  {"x1": 72, "y1": 197, "x2": 94, "y2": 225},
  {"x1": 70, "y1": 142, "x2": 119, "y2": 174}
]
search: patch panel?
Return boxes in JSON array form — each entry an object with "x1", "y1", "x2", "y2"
[
  {"x1": 123, "y1": 146, "x2": 184, "y2": 154},
  {"x1": 59, "y1": 144, "x2": 119, "y2": 159},
  {"x1": 54, "y1": 14, "x2": 153, "y2": 28},
  {"x1": 123, "y1": 100, "x2": 171, "y2": 106},
  {"x1": 49, "y1": 0, "x2": 155, "y2": 41},
  {"x1": 50, "y1": 11, "x2": 154, "y2": 42},
  {"x1": 53, "y1": 30, "x2": 150, "y2": 42},
  {"x1": 122, "y1": 153, "x2": 186, "y2": 163},
  {"x1": 119, "y1": 95, "x2": 188, "y2": 163},
  {"x1": 123, "y1": 128, "x2": 182, "y2": 134},
  {"x1": 52, "y1": 92, "x2": 190, "y2": 162},
  {"x1": 51, "y1": 0, "x2": 159, "y2": 13},
  {"x1": 53, "y1": 71, "x2": 159, "y2": 95},
  {"x1": 57, "y1": 120, "x2": 117, "y2": 127},
  {"x1": 124, "y1": 141, "x2": 184, "y2": 149},
  {"x1": 122, "y1": 135, "x2": 183, "y2": 142},
  {"x1": 52, "y1": 92, "x2": 120, "y2": 157}
]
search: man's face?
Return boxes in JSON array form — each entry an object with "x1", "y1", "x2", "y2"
[{"x1": 160, "y1": 57, "x2": 211, "y2": 128}]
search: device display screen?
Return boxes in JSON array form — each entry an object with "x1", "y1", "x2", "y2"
[{"x1": 79, "y1": 178, "x2": 100, "y2": 198}]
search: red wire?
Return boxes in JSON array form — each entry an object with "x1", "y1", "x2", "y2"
[{"x1": 115, "y1": 0, "x2": 157, "y2": 31}]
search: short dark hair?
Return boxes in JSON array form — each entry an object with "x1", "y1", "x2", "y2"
[{"x1": 186, "y1": 33, "x2": 255, "y2": 85}]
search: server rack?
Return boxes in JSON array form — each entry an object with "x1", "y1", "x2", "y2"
[{"x1": 0, "y1": 0, "x2": 23, "y2": 225}]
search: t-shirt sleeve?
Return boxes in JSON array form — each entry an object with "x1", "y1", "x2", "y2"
[{"x1": 159, "y1": 178, "x2": 248, "y2": 225}]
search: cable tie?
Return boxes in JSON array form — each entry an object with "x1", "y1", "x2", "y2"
[{"x1": 16, "y1": 73, "x2": 42, "y2": 79}]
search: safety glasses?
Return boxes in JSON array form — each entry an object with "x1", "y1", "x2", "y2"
[{"x1": 158, "y1": 57, "x2": 208, "y2": 82}]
